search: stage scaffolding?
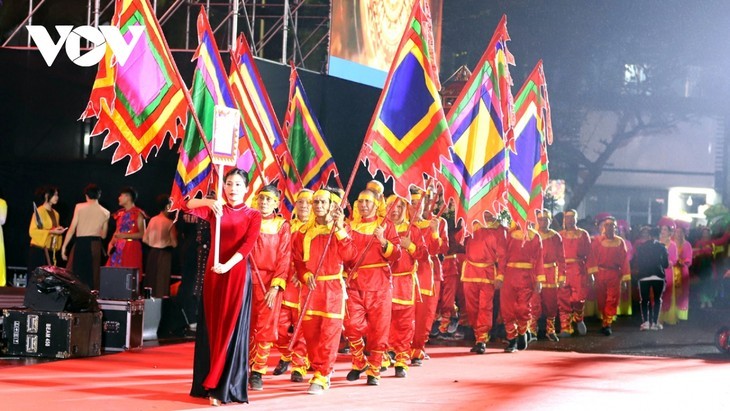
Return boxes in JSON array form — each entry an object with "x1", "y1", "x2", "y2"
[{"x1": 2, "y1": 0, "x2": 331, "y2": 71}]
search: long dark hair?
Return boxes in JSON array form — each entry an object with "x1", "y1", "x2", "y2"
[{"x1": 34, "y1": 185, "x2": 58, "y2": 206}]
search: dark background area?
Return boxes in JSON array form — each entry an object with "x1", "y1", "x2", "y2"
[{"x1": 0, "y1": 48, "x2": 381, "y2": 268}]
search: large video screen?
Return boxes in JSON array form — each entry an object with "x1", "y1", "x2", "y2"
[{"x1": 329, "y1": 0, "x2": 443, "y2": 88}]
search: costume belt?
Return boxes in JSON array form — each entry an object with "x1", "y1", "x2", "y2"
[
  {"x1": 357, "y1": 262, "x2": 389, "y2": 270},
  {"x1": 350, "y1": 262, "x2": 389, "y2": 282},
  {"x1": 466, "y1": 260, "x2": 495, "y2": 268},
  {"x1": 443, "y1": 254, "x2": 458, "y2": 260},
  {"x1": 565, "y1": 258, "x2": 582, "y2": 263},
  {"x1": 506, "y1": 262, "x2": 533, "y2": 269},
  {"x1": 317, "y1": 272, "x2": 344, "y2": 281}
]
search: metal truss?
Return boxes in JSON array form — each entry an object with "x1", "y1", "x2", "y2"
[{"x1": 3, "y1": 0, "x2": 331, "y2": 71}]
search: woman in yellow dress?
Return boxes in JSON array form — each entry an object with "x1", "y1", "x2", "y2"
[
  {"x1": 28, "y1": 186, "x2": 66, "y2": 273},
  {"x1": 0, "y1": 189, "x2": 7, "y2": 286}
]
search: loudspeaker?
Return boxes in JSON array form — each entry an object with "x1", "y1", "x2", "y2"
[
  {"x1": 99, "y1": 267, "x2": 139, "y2": 300},
  {"x1": 24, "y1": 266, "x2": 98, "y2": 312}
]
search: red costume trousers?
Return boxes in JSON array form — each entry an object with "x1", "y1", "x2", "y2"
[
  {"x1": 500, "y1": 269, "x2": 534, "y2": 340},
  {"x1": 595, "y1": 269, "x2": 622, "y2": 327},
  {"x1": 344, "y1": 288, "x2": 392, "y2": 378},
  {"x1": 389, "y1": 305, "x2": 415, "y2": 368},
  {"x1": 529, "y1": 288, "x2": 541, "y2": 334},
  {"x1": 302, "y1": 315, "x2": 343, "y2": 387},
  {"x1": 558, "y1": 264, "x2": 587, "y2": 332},
  {"x1": 462, "y1": 282, "x2": 495, "y2": 343},
  {"x1": 250, "y1": 284, "x2": 282, "y2": 374},
  {"x1": 535, "y1": 287, "x2": 559, "y2": 334},
  {"x1": 412, "y1": 281, "x2": 440, "y2": 359},
  {"x1": 438, "y1": 256, "x2": 463, "y2": 332},
  {"x1": 276, "y1": 305, "x2": 308, "y2": 373}
]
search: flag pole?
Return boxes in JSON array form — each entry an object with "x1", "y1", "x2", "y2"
[{"x1": 234, "y1": 36, "x2": 304, "y2": 203}]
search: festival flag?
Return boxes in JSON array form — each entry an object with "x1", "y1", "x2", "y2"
[
  {"x1": 360, "y1": 0, "x2": 451, "y2": 199},
  {"x1": 169, "y1": 7, "x2": 237, "y2": 209},
  {"x1": 229, "y1": 35, "x2": 279, "y2": 204},
  {"x1": 229, "y1": 34, "x2": 299, "y2": 213},
  {"x1": 282, "y1": 64, "x2": 340, "y2": 190},
  {"x1": 506, "y1": 60, "x2": 553, "y2": 229},
  {"x1": 438, "y1": 15, "x2": 514, "y2": 232},
  {"x1": 81, "y1": 0, "x2": 188, "y2": 175}
]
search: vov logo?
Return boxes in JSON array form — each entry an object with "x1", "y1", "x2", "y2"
[{"x1": 27, "y1": 25, "x2": 146, "y2": 67}]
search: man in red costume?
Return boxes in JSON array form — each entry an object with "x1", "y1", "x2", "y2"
[
  {"x1": 437, "y1": 202, "x2": 466, "y2": 337},
  {"x1": 530, "y1": 210, "x2": 565, "y2": 342},
  {"x1": 249, "y1": 185, "x2": 291, "y2": 391},
  {"x1": 589, "y1": 216, "x2": 630, "y2": 336},
  {"x1": 274, "y1": 189, "x2": 313, "y2": 382},
  {"x1": 385, "y1": 195, "x2": 427, "y2": 378},
  {"x1": 499, "y1": 223, "x2": 544, "y2": 352},
  {"x1": 558, "y1": 209, "x2": 592, "y2": 337},
  {"x1": 292, "y1": 188, "x2": 357, "y2": 394},
  {"x1": 461, "y1": 211, "x2": 506, "y2": 354},
  {"x1": 410, "y1": 188, "x2": 448, "y2": 365},
  {"x1": 344, "y1": 188, "x2": 402, "y2": 386}
]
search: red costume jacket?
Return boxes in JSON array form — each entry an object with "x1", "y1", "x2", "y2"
[
  {"x1": 589, "y1": 235, "x2": 630, "y2": 282},
  {"x1": 292, "y1": 222, "x2": 358, "y2": 318},
  {"x1": 540, "y1": 229, "x2": 566, "y2": 287},
  {"x1": 414, "y1": 218, "x2": 448, "y2": 295},
  {"x1": 390, "y1": 221, "x2": 427, "y2": 306},
  {"x1": 347, "y1": 215, "x2": 402, "y2": 291},
  {"x1": 559, "y1": 228, "x2": 592, "y2": 279},
  {"x1": 461, "y1": 221, "x2": 506, "y2": 284},
  {"x1": 500, "y1": 228, "x2": 544, "y2": 284},
  {"x1": 251, "y1": 215, "x2": 291, "y2": 290}
]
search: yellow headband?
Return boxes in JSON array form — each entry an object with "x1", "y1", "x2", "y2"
[
  {"x1": 296, "y1": 190, "x2": 313, "y2": 202},
  {"x1": 314, "y1": 189, "x2": 342, "y2": 206},
  {"x1": 410, "y1": 193, "x2": 423, "y2": 202},
  {"x1": 358, "y1": 192, "x2": 376, "y2": 202},
  {"x1": 331, "y1": 193, "x2": 342, "y2": 205},
  {"x1": 386, "y1": 194, "x2": 404, "y2": 206},
  {"x1": 258, "y1": 191, "x2": 280, "y2": 201},
  {"x1": 313, "y1": 189, "x2": 330, "y2": 199}
]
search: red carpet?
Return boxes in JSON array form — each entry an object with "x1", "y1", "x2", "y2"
[{"x1": 1, "y1": 342, "x2": 729, "y2": 410}]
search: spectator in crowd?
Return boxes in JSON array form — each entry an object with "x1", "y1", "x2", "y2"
[
  {"x1": 28, "y1": 185, "x2": 66, "y2": 273},
  {"x1": 107, "y1": 186, "x2": 146, "y2": 275},
  {"x1": 634, "y1": 226, "x2": 669, "y2": 331},
  {"x1": 143, "y1": 194, "x2": 178, "y2": 298},
  {"x1": 61, "y1": 184, "x2": 110, "y2": 290}
]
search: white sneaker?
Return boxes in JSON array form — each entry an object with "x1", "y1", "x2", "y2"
[
  {"x1": 650, "y1": 323, "x2": 663, "y2": 331},
  {"x1": 576, "y1": 321, "x2": 587, "y2": 336},
  {"x1": 307, "y1": 383, "x2": 324, "y2": 395},
  {"x1": 640, "y1": 321, "x2": 650, "y2": 331}
]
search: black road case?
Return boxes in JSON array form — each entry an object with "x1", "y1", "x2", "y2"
[
  {"x1": 2, "y1": 309, "x2": 102, "y2": 358},
  {"x1": 98, "y1": 299, "x2": 144, "y2": 351}
]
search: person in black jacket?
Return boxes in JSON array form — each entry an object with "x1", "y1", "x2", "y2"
[{"x1": 633, "y1": 227, "x2": 670, "y2": 330}]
